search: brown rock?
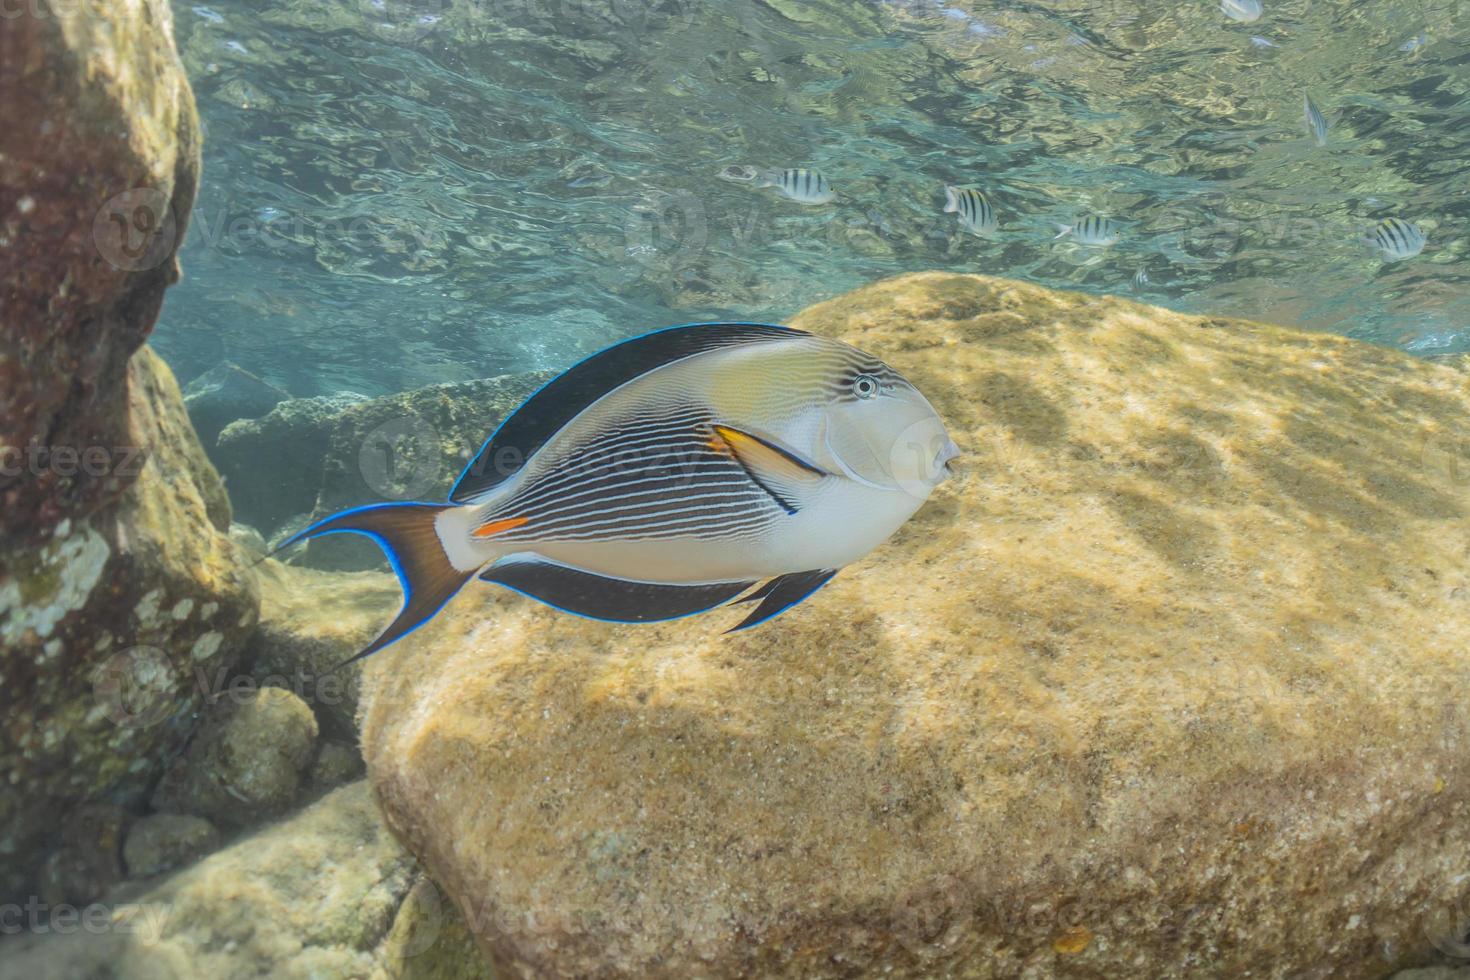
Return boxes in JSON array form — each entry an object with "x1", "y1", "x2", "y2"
[
  {"x1": 357, "y1": 273, "x2": 1470, "y2": 978},
  {"x1": 0, "y1": 0, "x2": 256, "y2": 906},
  {"x1": 0, "y1": 0, "x2": 200, "y2": 547}
]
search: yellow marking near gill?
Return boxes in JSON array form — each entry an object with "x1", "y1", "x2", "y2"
[
  {"x1": 472, "y1": 516, "x2": 530, "y2": 538},
  {"x1": 711, "y1": 424, "x2": 821, "y2": 480}
]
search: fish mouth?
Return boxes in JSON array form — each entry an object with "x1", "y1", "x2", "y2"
[{"x1": 937, "y1": 439, "x2": 962, "y2": 479}]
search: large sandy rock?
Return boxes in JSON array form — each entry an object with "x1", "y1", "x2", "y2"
[
  {"x1": 359, "y1": 273, "x2": 1470, "y2": 978},
  {"x1": 0, "y1": 0, "x2": 257, "y2": 904}
]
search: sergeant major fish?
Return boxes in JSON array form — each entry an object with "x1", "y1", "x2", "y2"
[
  {"x1": 1366, "y1": 217, "x2": 1425, "y2": 261},
  {"x1": 943, "y1": 186, "x2": 998, "y2": 236},
  {"x1": 759, "y1": 168, "x2": 835, "y2": 205},
  {"x1": 1054, "y1": 215, "x2": 1120, "y2": 247},
  {"x1": 285, "y1": 322, "x2": 959, "y2": 663}
]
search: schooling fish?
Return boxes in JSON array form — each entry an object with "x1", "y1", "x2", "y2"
[
  {"x1": 1366, "y1": 217, "x2": 1425, "y2": 261},
  {"x1": 943, "y1": 186, "x2": 998, "y2": 236},
  {"x1": 286, "y1": 322, "x2": 959, "y2": 663},
  {"x1": 1304, "y1": 93, "x2": 1329, "y2": 146},
  {"x1": 1054, "y1": 215, "x2": 1120, "y2": 247},
  {"x1": 1221, "y1": 0, "x2": 1262, "y2": 23},
  {"x1": 759, "y1": 168, "x2": 835, "y2": 205}
]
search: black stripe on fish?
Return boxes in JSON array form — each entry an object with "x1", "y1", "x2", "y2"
[
  {"x1": 726, "y1": 568, "x2": 839, "y2": 632},
  {"x1": 481, "y1": 557, "x2": 755, "y2": 623},
  {"x1": 450, "y1": 322, "x2": 807, "y2": 503}
]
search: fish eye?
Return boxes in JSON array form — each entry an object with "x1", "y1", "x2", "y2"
[{"x1": 851, "y1": 373, "x2": 880, "y2": 399}]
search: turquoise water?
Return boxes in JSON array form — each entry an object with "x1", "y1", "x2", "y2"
[{"x1": 157, "y1": 0, "x2": 1470, "y2": 397}]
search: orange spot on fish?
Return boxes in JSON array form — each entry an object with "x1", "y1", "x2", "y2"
[{"x1": 473, "y1": 516, "x2": 529, "y2": 538}]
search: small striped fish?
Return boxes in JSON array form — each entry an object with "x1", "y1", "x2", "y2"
[
  {"x1": 759, "y1": 168, "x2": 835, "y2": 205},
  {"x1": 1304, "y1": 93, "x2": 1329, "y2": 146},
  {"x1": 943, "y1": 186, "x2": 998, "y2": 236},
  {"x1": 1055, "y1": 215, "x2": 1119, "y2": 247},
  {"x1": 1221, "y1": 0, "x2": 1262, "y2": 23},
  {"x1": 283, "y1": 322, "x2": 958, "y2": 663},
  {"x1": 1367, "y1": 217, "x2": 1425, "y2": 261}
]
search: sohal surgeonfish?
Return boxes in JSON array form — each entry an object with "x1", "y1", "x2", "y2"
[{"x1": 286, "y1": 322, "x2": 959, "y2": 664}]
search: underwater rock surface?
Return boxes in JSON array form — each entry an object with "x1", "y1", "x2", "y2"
[
  {"x1": 0, "y1": 0, "x2": 256, "y2": 905},
  {"x1": 0, "y1": 781, "x2": 463, "y2": 980},
  {"x1": 357, "y1": 273, "x2": 1470, "y2": 978},
  {"x1": 0, "y1": 348, "x2": 258, "y2": 904},
  {"x1": 0, "y1": 0, "x2": 200, "y2": 545},
  {"x1": 213, "y1": 373, "x2": 551, "y2": 569}
]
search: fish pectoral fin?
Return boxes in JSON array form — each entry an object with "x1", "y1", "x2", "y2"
[
  {"x1": 727, "y1": 569, "x2": 839, "y2": 632},
  {"x1": 708, "y1": 423, "x2": 828, "y2": 515},
  {"x1": 482, "y1": 557, "x2": 754, "y2": 623}
]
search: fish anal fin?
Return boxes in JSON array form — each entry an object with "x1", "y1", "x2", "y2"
[
  {"x1": 709, "y1": 424, "x2": 827, "y2": 515},
  {"x1": 482, "y1": 557, "x2": 754, "y2": 623},
  {"x1": 727, "y1": 569, "x2": 839, "y2": 632}
]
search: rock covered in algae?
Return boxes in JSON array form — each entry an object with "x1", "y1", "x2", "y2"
[
  {"x1": 0, "y1": 349, "x2": 259, "y2": 905},
  {"x1": 0, "y1": 782, "x2": 482, "y2": 980},
  {"x1": 355, "y1": 272, "x2": 1470, "y2": 978},
  {"x1": 123, "y1": 813, "x2": 220, "y2": 879},
  {"x1": 150, "y1": 686, "x2": 319, "y2": 829},
  {"x1": 0, "y1": 0, "x2": 258, "y2": 904}
]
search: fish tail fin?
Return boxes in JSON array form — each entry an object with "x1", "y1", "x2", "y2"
[
  {"x1": 1053, "y1": 223, "x2": 1074, "y2": 239},
  {"x1": 943, "y1": 185, "x2": 959, "y2": 213},
  {"x1": 281, "y1": 502, "x2": 476, "y2": 668}
]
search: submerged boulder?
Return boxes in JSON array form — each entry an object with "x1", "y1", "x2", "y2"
[
  {"x1": 0, "y1": 782, "x2": 483, "y2": 979},
  {"x1": 182, "y1": 362, "x2": 290, "y2": 450},
  {"x1": 358, "y1": 273, "x2": 1470, "y2": 978},
  {"x1": 212, "y1": 373, "x2": 550, "y2": 569},
  {"x1": 0, "y1": 0, "x2": 256, "y2": 904}
]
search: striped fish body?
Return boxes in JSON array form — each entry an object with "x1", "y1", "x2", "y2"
[
  {"x1": 1368, "y1": 217, "x2": 1425, "y2": 260},
  {"x1": 760, "y1": 168, "x2": 835, "y2": 205},
  {"x1": 1304, "y1": 93, "x2": 1329, "y2": 146},
  {"x1": 1056, "y1": 215, "x2": 1119, "y2": 247},
  {"x1": 451, "y1": 336, "x2": 939, "y2": 582},
  {"x1": 1221, "y1": 0, "x2": 1262, "y2": 22},
  {"x1": 944, "y1": 186, "x2": 997, "y2": 236},
  {"x1": 289, "y1": 323, "x2": 957, "y2": 662}
]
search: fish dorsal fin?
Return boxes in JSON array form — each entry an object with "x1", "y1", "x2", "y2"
[
  {"x1": 708, "y1": 424, "x2": 829, "y2": 515},
  {"x1": 727, "y1": 569, "x2": 839, "y2": 632},
  {"x1": 450, "y1": 322, "x2": 807, "y2": 504},
  {"x1": 481, "y1": 556, "x2": 755, "y2": 623}
]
